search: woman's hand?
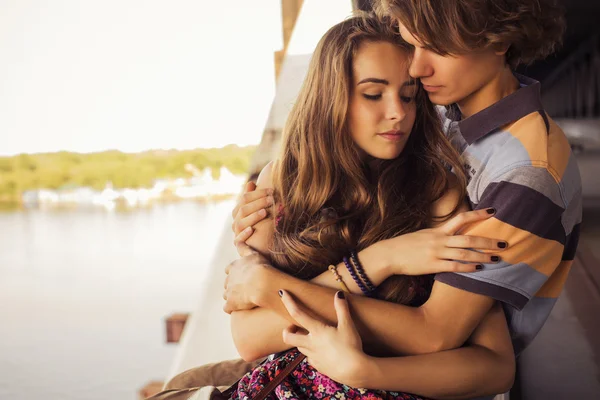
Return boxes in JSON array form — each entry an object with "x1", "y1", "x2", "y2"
[
  {"x1": 231, "y1": 182, "x2": 273, "y2": 255},
  {"x1": 378, "y1": 207, "x2": 509, "y2": 276},
  {"x1": 279, "y1": 290, "x2": 368, "y2": 388}
]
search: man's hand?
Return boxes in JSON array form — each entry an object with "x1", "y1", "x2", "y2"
[
  {"x1": 378, "y1": 208, "x2": 508, "y2": 276},
  {"x1": 279, "y1": 290, "x2": 368, "y2": 388},
  {"x1": 231, "y1": 182, "x2": 273, "y2": 255},
  {"x1": 223, "y1": 244, "x2": 271, "y2": 314}
]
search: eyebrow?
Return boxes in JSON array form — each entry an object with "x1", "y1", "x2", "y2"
[{"x1": 357, "y1": 78, "x2": 416, "y2": 87}]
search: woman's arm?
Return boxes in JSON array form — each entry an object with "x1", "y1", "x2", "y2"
[
  {"x1": 231, "y1": 161, "x2": 291, "y2": 357},
  {"x1": 242, "y1": 161, "x2": 276, "y2": 256},
  {"x1": 358, "y1": 303, "x2": 515, "y2": 399},
  {"x1": 312, "y1": 172, "x2": 466, "y2": 294}
]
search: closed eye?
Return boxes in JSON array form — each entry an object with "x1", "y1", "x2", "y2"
[{"x1": 363, "y1": 94, "x2": 382, "y2": 100}]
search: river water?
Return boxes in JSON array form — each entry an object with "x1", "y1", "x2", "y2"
[{"x1": 0, "y1": 200, "x2": 236, "y2": 400}]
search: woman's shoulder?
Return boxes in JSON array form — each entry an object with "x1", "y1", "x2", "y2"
[
  {"x1": 255, "y1": 160, "x2": 277, "y2": 190},
  {"x1": 430, "y1": 172, "x2": 468, "y2": 225}
]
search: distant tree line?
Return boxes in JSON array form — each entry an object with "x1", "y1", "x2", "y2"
[{"x1": 0, "y1": 145, "x2": 256, "y2": 205}]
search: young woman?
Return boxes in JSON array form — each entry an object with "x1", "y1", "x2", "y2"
[{"x1": 223, "y1": 13, "x2": 514, "y2": 400}]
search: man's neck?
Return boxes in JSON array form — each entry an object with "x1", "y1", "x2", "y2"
[{"x1": 457, "y1": 67, "x2": 520, "y2": 119}]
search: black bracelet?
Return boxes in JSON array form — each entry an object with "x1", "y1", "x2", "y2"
[
  {"x1": 343, "y1": 256, "x2": 371, "y2": 296},
  {"x1": 350, "y1": 251, "x2": 376, "y2": 293}
]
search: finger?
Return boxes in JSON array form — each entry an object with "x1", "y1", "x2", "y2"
[
  {"x1": 223, "y1": 275, "x2": 229, "y2": 290},
  {"x1": 236, "y1": 190, "x2": 274, "y2": 218},
  {"x1": 437, "y1": 260, "x2": 483, "y2": 273},
  {"x1": 223, "y1": 302, "x2": 233, "y2": 314},
  {"x1": 234, "y1": 209, "x2": 269, "y2": 236},
  {"x1": 282, "y1": 325, "x2": 311, "y2": 349},
  {"x1": 446, "y1": 235, "x2": 508, "y2": 251},
  {"x1": 234, "y1": 227, "x2": 253, "y2": 248},
  {"x1": 231, "y1": 182, "x2": 257, "y2": 218},
  {"x1": 279, "y1": 290, "x2": 324, "y2": 331},
  {"x1": 225, "y1": 262, "x2": 232, "y2": 275},
  {"x1": 235, "y1": 241, "x2": 255, "y2": 258},
  {"x1": 440, "y1": 248, "x2": 502, "y2": 264},
  {"x1": 440, "y1": 208, "x2": 496, "y2": 235},
  {"x1": 333, "y1": 292, "x2": 357, "y2": 334},
  {"x1": 234, "y1": 196, "x2": 273, "y2": 230}
]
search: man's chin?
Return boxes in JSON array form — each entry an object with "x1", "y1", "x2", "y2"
[{"x1": 426, "y1": 92, "x2": 454, "y2": 106}]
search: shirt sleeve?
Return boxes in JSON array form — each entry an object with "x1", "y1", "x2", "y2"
[{"x1": 435, "y1": 165, "x2": 570, "y2": 310}]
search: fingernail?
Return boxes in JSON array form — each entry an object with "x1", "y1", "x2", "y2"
[
  {"x1": 245, "y1": 227, "x2": 253, "y2": 233},
  {"x1": 337, "y1": 291, "x2": 345, "y2": 299},
  {"x1": 498, "y1": 242, "x2": 507, "y2": 249},
  {"x1": 266, "y1": 196, "x2": 274, "y2": 205},
  {"x1": 267, "y1": 189, "x2": 274, "y2": 195},
  {"x1": 491, "y1": 256, "x2": 500, "y2": 262},
  {"x1": 486, "y1": 208, "x2": 496, "y2": 215},
  {"x1": 278, "y1": 289, "x2": 284, "y2": 297},
  {"x1": 259, "y1": 209, "x2": 267, "y2": 217},
  {"x1": 476, "y1": 264, "x2": 484, "y2": 270}
]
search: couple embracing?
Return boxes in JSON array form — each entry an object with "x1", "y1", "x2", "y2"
[{"x1": 152, "y1": 0, "x2": 581, "y2": 399}]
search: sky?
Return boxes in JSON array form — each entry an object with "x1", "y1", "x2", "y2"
[{"x1": 0, "y1": 0, "x2": 282, "y2": 155}]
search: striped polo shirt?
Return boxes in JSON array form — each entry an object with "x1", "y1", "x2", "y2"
[{"x1": 435, "y1": 74, "x2": 583, "y2": 355}]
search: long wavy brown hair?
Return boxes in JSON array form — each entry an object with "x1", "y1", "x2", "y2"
[{"x1": 270, "y1": 14, "x2": 466, "y2": 305}]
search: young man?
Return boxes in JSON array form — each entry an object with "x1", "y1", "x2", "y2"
[
  {"x1": 368, "y1": 0, "x2": 582, "y2": 357},
  {"x1": 154, "y1": 0, "x2": 581, "y2": 398}
]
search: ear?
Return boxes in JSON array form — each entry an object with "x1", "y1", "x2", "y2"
[{"x1": 493, "y1": 43, "x2": 511, "y2": 56}]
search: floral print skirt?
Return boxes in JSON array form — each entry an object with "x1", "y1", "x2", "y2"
[{"x1": 231, "y1": 349, "x2": 426, "y2": 400}]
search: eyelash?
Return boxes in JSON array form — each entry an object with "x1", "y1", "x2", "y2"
[{"x1": 362, "y1": 94, "x2": 414, "y2": 103}]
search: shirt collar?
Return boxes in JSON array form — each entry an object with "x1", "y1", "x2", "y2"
[{"x1": 445, "y1": 74, "x2": 544, "y2": 145}]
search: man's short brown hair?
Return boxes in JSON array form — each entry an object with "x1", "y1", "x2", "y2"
[{"x1": 374, "y1": 0, "x2": 566, "y2": 68}]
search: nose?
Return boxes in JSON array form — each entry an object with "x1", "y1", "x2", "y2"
[
  {"x1": 409, "y1": 49, "x2": 433, "y2": 79},
  {"x1": 386, "y1": 96, "x2": 407, "y2": 121}
]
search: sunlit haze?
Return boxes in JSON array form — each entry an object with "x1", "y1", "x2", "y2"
[{"x1": 0, "y1": 0, "x2": 282, "y2": 155}]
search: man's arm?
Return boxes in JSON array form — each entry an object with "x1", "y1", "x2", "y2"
[{"x1": 234, "y1": 266, "x2": 494, "y2": 361}]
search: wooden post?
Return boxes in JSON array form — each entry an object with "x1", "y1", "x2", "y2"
[
  {"x1": 274, "y1": 0, "x2": 304, "y2": 81},
  {"x1": 166, "y1": 313, "x2": 189, "y2": 344}
]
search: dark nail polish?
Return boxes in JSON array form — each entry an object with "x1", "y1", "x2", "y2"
[
  {"x1": 491, "y1": 256, "x2": 500, "y2": 262},
  {"x1": 337, "y1": 291, "x2": 345, "y2": 299},
  {"x1": 486, "y1": 208, "x2": 496, "y2": 215},
  {"x1": 278, "y1": 290, "x2": 284, "y2": 297},
  {"x1": 476, "y1": 264, "x2": 484, "y2": 270},
  {"x1": 498, "y1": 242, "x2": 507, "y2": 249}
]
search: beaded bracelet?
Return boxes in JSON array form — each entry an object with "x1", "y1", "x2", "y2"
[
  {"x1": 343, "y1": 256, "x2": 371, "y2": 296},
  {"x1": 350, "y1": 251, "x2": 376, "y2": 293},
  {"x1": 328, "y1": 264, "x2": 350, "y2": 293}
]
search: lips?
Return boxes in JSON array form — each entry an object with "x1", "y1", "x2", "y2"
[
  {"x1": 422, "y1": 84, "x2": 442, "y2": 93},
  {"x1": 377, "y1": 130, "x2": 406, "y2": 141}
]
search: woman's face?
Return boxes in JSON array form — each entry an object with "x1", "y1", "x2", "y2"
[{"x1": 348, "y1": 40, "x2": 417, "y2": 160}]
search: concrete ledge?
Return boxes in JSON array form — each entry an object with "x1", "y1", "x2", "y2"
[
  {"x1": 516, "y1": 243, "x2": 600, "y2": 399},
  {"x1": 166, "y1": 218, "x2": 240, "y2": 381}
]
